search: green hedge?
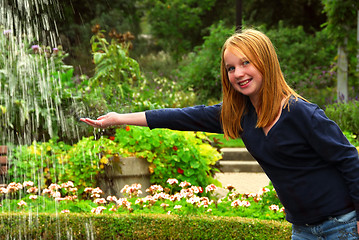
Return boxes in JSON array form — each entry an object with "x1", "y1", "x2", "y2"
[
  {"x1": 325, "y1": 100, "x2": 359, "y2": 136},
  {"x1": 0, "y1": 213, "x2": 291, "y2": 239}
]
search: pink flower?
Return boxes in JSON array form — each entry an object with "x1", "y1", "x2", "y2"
[
  {"x1": 166, "y1": 178, "x2": 179, "y2": 185},
  {"x1": 27, "y1": 187, "x2": 38, "y2": 194},
  {"x1": 23, "y1": 181, "x2": 34, "y2": 187},
  {"x1": 205, "y1": 184, "x2": 217, "y2": 193},
  {"x1": 29, "y1": 195, "x2": 38, "y2": 200},
  {"x1": 91, "y1": 206, "x2": 106, "y2": 214},
  {"x1": 179, "y1": 181, "x2": 191, "y2": 188},
  {"x1": 269, "y1": 204, "x2": 280, "y2": 212},
  {"x1": 61, "y1": 210, "x2": 70, "y2": 213},
  {"x1": 18, "y1": 200, "x2": 27, "y2": 207},
  {"x1": 93, "y1": 198, "x2": 107, "y2": 205}
]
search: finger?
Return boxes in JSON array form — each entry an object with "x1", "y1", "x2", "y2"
[{"x1": 97, "y1": 114, "x2": 109, "y2": 120}]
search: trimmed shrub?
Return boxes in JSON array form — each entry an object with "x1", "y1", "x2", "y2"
[{"x1": 0, "y1": 213, "x2": 292, "y2": 239}]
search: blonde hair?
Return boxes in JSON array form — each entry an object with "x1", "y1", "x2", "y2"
[{"x1": 220, "y1": 29, "x2": 305, "y2": 139}]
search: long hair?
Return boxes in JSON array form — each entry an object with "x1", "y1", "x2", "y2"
[{"x1": 220, "y1": 29, "x2": 305, "y2": 139}]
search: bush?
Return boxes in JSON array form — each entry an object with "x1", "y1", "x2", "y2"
[
  {"x1": 0, "y1": 213, "x2": 291, "y2": 239},
  {"x1": 263, "y1": 23, "x2": 337, "y2": 107},
  {"x1": 0, "y1": 28, "x2": 88, "y2": 145},
  {"x1": 8, "y1": 127, "x2": 221, "y2": 194},
  {"x1": 114, "y1": 126, "x2": 221, "y2": 190},
  {"x1": 176, "y1": 22, "x2": 234, "y2": 103},
  {"x1": 325, "y1": 100, "x2": 359, "y2": 137}
]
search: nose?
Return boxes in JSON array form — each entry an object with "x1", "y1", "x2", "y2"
[{"x1": 234, "y1": 67, "x2": 244, "y2": 79}]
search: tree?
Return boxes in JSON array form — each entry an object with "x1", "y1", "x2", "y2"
[
  {"x1": 321, "y1": 0, "x2": 359, "y2": 102},
  {"x1": 244, "y1": 0, "x2": 326, "y2": 33}
]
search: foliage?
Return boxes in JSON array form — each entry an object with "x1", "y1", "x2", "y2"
[
  {"x1": 177, "y1": 23, "x2": 337, "y2": 106},
  {"x1": 58, "y1": 137, "x2": 122, "y2": 195},
  {"x1": 244, "y1": 0, "x2": 326, "y2": 33},
  {"x1": 114, "y1": 126, "x2": 221, "y2": 190},
  {"x1": 0, "y1": 27, "x2": 89, "y2": 144},
  {"x1": 263, "y1": 24, "x2": 337, "y2": 107},
  {"x1": 8, "y1": 127, "x2": 221, "y2": 195},
  {"x1": 176, "y1": 22, "x2": 235, "y2": 103},
  {"x1": 8, "y1": 138, "x2": 71, "y2": 186},
  {"x1": 132, "y1": 76, "x2": 197, "y2": 111},
  {"x1": 143, "y1": 0, "x2": 217, "y2": 59},
  {"x1": 0, "y1": 213, "x2": 292, "y2": 239},
  {"x1": 80, "y1": 28, "x2": 197, "y2": 120},
  {"x1": 8, "y1": 137, "x2": 121, "y2": 195},
  {"x1": 0, "y1": 179, "x2": 284, "y2": 223},
  {"x1": 81, "y1": 28, "x2": 141, "y2": 114},
  {"x1": 325, "y1": 100, "x2": 359, "y2": 138},
  {"x1": 56, "y1": 0, "x2": 142, "y2": 75},
  {"x1": 321, "y1": 0, "x2": 359, "y2": 98}
]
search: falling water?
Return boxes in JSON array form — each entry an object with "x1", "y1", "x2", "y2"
[
  {"x1": 0, "y1": 0, "x2": 81, "y2": 146},
  {"x1": 0, "y1": 1, "x2": 94, "y2": 238}
]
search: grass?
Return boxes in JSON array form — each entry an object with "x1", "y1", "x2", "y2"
[{"x1": 207, "y1": 133, "x2": 245, "y2": 148}]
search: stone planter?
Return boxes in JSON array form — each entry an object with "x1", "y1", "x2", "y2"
[{"x1": 98, "y1": 156, "x2": 151, "y2": 198}]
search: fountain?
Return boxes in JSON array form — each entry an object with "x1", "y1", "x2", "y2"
[{"x1": 0, "y1": 0, "x2": 83, "y2": 146}]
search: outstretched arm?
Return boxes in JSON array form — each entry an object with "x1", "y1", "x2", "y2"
[{"x1": 80, "y1": 112, "x2": 147, "y2": 128}]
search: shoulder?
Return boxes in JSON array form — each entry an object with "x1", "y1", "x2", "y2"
[{"x1": 286, "y1": 97, "x2": 320, "y2": 116}]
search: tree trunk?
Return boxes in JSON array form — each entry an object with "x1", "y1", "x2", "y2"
[{"x1": 337, "y1": 43, "x2": 348, "y2": 103}]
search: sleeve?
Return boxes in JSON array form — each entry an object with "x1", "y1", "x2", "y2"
[
  {"x1": 308, "y1": 107, "x2": 359, "y2": 219},
  {"x1": 145, "y1": 104, "x2": 223, "y2": 133}
]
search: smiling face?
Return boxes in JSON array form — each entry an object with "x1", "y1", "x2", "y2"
[{"x1": 223, "y1": 47, "x2": 263, "y2": 106}]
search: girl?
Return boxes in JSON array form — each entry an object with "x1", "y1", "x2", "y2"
[{"x1": 81, "y1": 29, "x2": 359, "y2": 239}]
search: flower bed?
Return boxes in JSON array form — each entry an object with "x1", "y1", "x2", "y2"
[{"x1": 0, "y1": 178, "x2": 285, "y2": 222}]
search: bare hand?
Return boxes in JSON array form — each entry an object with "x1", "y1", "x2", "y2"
[{"x1": 80, "y1": 112, "x2": 121, "y2": 128}]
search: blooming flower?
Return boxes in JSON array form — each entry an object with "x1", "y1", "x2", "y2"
[
  {"x1": 205, "y1": 184, "x2": 217, "y2": 193},
  {"x1": 107, "y1": 196, "x2": 118, "y2": 203},
  {"x1": 166, "y1": 178, "x2": 178, "y2": 185},
  {"x1": 18, "y1": 200, "x2": 27, "y2": 207},
  {"x1": 91, "y1": 206, "x2": 106, "y2": 214},
  {"x1": 126, "y1": 126, "x2": 130, "y2": 131},
  {"x1": 109, "y1": 136, "x2": 115, "y2": 141},
  {"x1": 3, "y1": 29, "x2": 11, "y2": 36},
  {"x1": 177, "y1": 168, "x2": 184, "y2": 174},
  {"x1": 27, "y1": 187, "x2": 38, "y2": 194},
  {"x1": 23, "y1": 181, "x2": 34, "y2": 187},
  {"x1": 61, "y1": 210, "x2": 70, "y2": 213},
  {"x1": 29, "y1": 195, "x2": 38, "y2": 200},
  {"x1": 179, "y1": 181, "x2": 191, "y2": 188},
  {"x1": 31, "y1": 45, "x2": 40, "y2": 53},
  {"x1": 0, "y1": 187, "x2": 8, "y2": 194},
  {"x1": 61, "y1": 181, "x2": 74, "y2": 189},
  {"x1": 174, "y1": 205, "x2": 182, "y2": 210},
  {"x1": 94, "y1": 198, "x2": 107, "y2": 205},
  {"x1": 269, "y1": 204, "x2": 280, "y2": 212}
]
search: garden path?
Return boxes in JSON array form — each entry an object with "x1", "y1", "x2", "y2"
[{"x1": 214, "y1": 172, "x2": 270, "y2": 197}]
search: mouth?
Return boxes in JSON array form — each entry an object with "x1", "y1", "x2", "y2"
[{"x1": 239, "y1": 78, "x2": 252, "y2": 86}]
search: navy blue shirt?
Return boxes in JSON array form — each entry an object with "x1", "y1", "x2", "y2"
[{"x1": 145, "y1": 99, "x2": 359, "y2": 225}]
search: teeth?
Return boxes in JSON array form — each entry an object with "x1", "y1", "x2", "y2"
[{"x1": 239, "y1": 80, "x2": 249, "y2": 86}]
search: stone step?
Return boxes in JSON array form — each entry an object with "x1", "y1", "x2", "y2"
[
  {"x1": 219, "y1": 148, "x2": 263, "y2": 173},
  {"x1": 218, "y1": 160, "x2": 264, "y2": 173},
  {"x1": 221, "y1": 148, "x2": 255, "y2": 161}
]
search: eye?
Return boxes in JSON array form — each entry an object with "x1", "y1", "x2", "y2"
[
  {"x1": 227, "y1": 66, "x2": 235, "y2": 72},
  {"x1": 243, "y1": 60, "x2": 250, "y2": 66}
]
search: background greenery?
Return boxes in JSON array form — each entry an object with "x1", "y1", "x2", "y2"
[{"x1": 1, "y1": 0, "x2": 358, "y2": 207}]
